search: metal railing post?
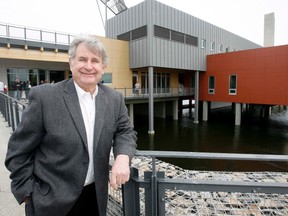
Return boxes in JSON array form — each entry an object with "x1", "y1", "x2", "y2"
[
  {"x1": 144, "y1": 169, "x2": 165, "y2": 216},
  {"x1": 0, "y1": 93, "x2": 27, "y2": 131},
  {"x1": 122, "y1": 167, "x2": 140, "y2": 216},
  {"x1": 6, "y1": 98, "x2": 12, "y2": 126},
  {"x1": 151, "y1": 157, "x2": 157, "y2": 216},
  {"x1": 10, "y1": 101, "x2": 16, "y2": 131},
  {"x1": 6, "y1": 24, "x2": 10, "y2": 37},
  {"x1": 15, "y1": 102, "x2": 20, "y2": 128},
  {"x1": 4, "y1": 97, "x2": 8, "y2": 121}
]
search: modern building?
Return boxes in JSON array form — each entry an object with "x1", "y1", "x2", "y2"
[
  {"x1": 0, "y1": 30, "x2": 132, "y2": 92},
  {"x1": 106, "y1": 0, "x2": 261, "y2": 131},
  {"x1": 200, "y1": 44, "x2": 288, "y2": 125},
  {"x1": 2, "y1": 0, "x2": 285, "y2": 132}
]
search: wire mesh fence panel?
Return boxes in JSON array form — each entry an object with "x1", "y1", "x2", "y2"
[
  {"x1": 133, "y1": 156, "x2": 288, "y2": 216},
  {"x1": 107, "y1": 155, "x2": 288, "y2": 216},
  {"x1": 107, "y1": 192, "x2": 123, "y2": 216},
  {"x1": 163, "y1": 190, "x2": 288, "y2": 215}
]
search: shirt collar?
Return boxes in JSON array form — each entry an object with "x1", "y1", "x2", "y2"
[{"x1": 74, "y1": 81, "x2": 98, "y2": 100}]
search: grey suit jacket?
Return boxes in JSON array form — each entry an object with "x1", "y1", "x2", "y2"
[{"x1": 5, "y1": 79, "x2": 137, "y2": 216}]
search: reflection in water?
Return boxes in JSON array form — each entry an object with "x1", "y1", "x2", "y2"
[{"x1": 134, "y1": 110, "x2": 288, "y2": 172}]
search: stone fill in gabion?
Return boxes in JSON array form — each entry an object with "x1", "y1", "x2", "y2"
[{"x1": 108, "y1": 155, "x2": 288, "y2": 216}]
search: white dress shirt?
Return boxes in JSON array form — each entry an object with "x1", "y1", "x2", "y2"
[{"x1": 74, "y1": 82, "x2": 98, "y2": 185}]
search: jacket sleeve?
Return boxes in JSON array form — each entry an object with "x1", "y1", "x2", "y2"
[
  {"x1": 112, "y1": 93, "x2": 137, "y2": 161},
  {"x1": 5, "y1": 87, "x2": 45, "y2": 204}
]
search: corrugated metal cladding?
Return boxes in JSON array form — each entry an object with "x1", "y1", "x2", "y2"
[{"x1": 106, "y1": 0, "x2": 261, "y2": 71}]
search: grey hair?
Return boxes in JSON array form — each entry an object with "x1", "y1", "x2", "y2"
[{"x1": 68, "y1": 35, "x2": 109, "y2": 65}]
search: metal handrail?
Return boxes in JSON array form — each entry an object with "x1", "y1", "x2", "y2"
[
  {"x1": 0, "y1": 92, "x2": 28, "y2": 131},
  {"x1": 1, "y1": 86, "x2": 194, "y2": 132},
  {"x1": 127, "y1": 150, "x2": 288, "y2": 216},
  {"x1": 136, "y1": 150, "x2": 288, "y2": 162},
  {"x1": 114, "y1": 87, "x2": 194, "y2": 99},
  {"x1": 0, "y1": 22, "x2": 76, "y2": 45}
]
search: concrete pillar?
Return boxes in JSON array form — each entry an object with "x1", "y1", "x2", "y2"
[
  {"x1": 161, "y1": 102, "x2": 166, "y2": 118},
  {"x1": 194, "y1": 71, "x2": 199, "y2": 123},
  {"x1": 264, "y1": 106, "x2": 271, "y2": 117},
  {"x1": 173, "y1": 100, "x2": 178, "y2": 120},
  {"x1": 154, "y1": 102, "x2": 166, "y2": 118},
  {"x1": 235, "y1": 103, "x2": 241, "y2": 126},
  {"x1": 269, "y1": 106, "x2": 272, "y2": 115},
  {"x1": 128, "y1": 103, "x2": 134, "y2": 126},
  {"x1": 148, "y1": 66, "x2": 155, "y2": 134},
  {"x1": 202, "y1": 101, "x2": 208, "y2": 121},
  {"x1": 45, "y1": 69, "x2": 49, "y2": 83}
]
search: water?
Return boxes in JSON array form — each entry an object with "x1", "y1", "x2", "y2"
[{"x1": 133, "y1": 108, "x2": 288, "y2": 172}]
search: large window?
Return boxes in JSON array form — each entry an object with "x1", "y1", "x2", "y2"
[
  {"x1": 171, "y1": 30, "x2": 184, "y2": 43},
  {"x1": 132, "y1": 26, "x2": 147, "y2": 40},
  {"x1": 229, "y1": 75, "x2": 237, "y2": 95},
  {"x1": 117, "y1": 25, "x2": 147, "y2": 42},
  {"x1": 141, "y1": 72, "x2": 170, "y2": 94},
  {"x1": 186, "y1": 35, "x2": 198, "y2": 46},
  {"x1": 208, "y1": 76, "x2": 215, "y2": 94},
  {"x1": 7, "y1": 68, "x2": 65, "y2": 92},
  {"x1": 154, "y1": 25, "x2": 198, "y2": 47},
  {"x1": 117, "y1": 32, "x2": 130, "y2": 41},
  {"x1": 101, "y1": 73, "x2": 112, "y2": 84},
  {"x1": 154, "y1": 25, "x2": 170, "y2": 39},
  {"x1": 7, "y1": 68, "x2": 29, "y2": 90}
]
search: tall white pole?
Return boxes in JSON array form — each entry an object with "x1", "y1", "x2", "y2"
[{"x1": 105, "y1": 1, "x2": 107, "y2": 36}]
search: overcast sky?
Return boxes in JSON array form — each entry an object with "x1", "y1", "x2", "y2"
[{"x1": 0, "y1": 0, "x2": 287, "y2": 46}]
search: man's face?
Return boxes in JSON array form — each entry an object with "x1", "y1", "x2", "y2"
[{"x1": 69, "y1": 43, "x2": 107, "y2": 93}]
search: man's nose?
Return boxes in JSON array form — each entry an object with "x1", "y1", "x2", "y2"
[{"x1": 84, "y1": 61, "x2": 93, "y2": 69}]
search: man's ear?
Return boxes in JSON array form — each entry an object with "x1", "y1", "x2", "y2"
[{"x1": 69, "y1": 58, "x2": 73, "y2": 71}]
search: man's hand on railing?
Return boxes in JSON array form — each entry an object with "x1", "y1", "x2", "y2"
[{"x1": 109, "y1": 154, "x2": 130, "y2": 190}]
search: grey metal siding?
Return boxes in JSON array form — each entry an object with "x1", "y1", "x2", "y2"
[
  {"x1": 107, "y1": 0, "x2": 261, "y2": 71},
  {"x1": 130, "y1": 39, "x2": 149, "y2": 68}
]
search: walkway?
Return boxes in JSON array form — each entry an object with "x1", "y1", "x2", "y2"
[{"x1": 0, "y1": 115, "x2": 24, "y2": 216}]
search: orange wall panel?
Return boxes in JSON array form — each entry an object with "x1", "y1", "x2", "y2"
[{"x1": 200, "y1": 45, "x2": 288, "y2": 105}]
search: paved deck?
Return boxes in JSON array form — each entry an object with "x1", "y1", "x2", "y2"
[{"x1": 0, "y1": 115, "x2": 24, "y2": 216}]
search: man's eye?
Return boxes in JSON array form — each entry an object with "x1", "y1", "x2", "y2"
[
  {"x1": 92, "y1": 59, "x2": 99, "y2": 63},
  {"x1": 78, "y1": 57, "x2": 87, "y2": 61}
]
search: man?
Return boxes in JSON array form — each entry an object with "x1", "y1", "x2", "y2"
[
  {"x1": 5, "y1": 35, "x2": 137, "y2": 216},
  {"x1": 12, "y1": 78, "x2": 21, "y2": 100},
  {"x1": 0, "y1": 79, "x2": 4, "y2": 93},
  {"x1": 134, "y1": 81, "x2": 140, "y2": 95}
]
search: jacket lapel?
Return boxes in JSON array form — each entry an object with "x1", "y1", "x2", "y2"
[
  {"x1": 93, "y1": 86, "x2": 107, "y2": 151},
  {"x1": 63, "y1": 80, "x2": 88, "y2": 148}
]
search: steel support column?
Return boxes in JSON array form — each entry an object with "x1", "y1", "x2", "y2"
[
  {"x1": 148, "y1": 66, "x2": 155, "y2": 134},
  {"x1": 194, "y1": 70, "x2": 199, "y2": 123}
]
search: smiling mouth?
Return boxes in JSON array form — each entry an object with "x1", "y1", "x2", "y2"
[{"x1": 81, "y1": 71, "x2": 96, "y2": 76}]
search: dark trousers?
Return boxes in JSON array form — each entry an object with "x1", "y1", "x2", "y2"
[{"x1": 66, "y1": 183, "x2": 99, "y2": 216}]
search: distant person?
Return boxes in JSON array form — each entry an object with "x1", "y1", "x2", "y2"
[
  {"x1": 12, "y1": 78, "x2": 21, "y2": 100},
  {"x1": 4, "y1": 83, "x2": 7, "y2": 94},
  {"x1": 20, "y1": 81, "x2": 26, "y2": 100},
  {"x1": 5, "y1": 35, "x2": 138, "y2": 216},
  {"x1": 134, "y1": 81, "x2": 140, "y2": 95},
  {"x1": 25, "y1": 80, "x2": 31, "y2": 98},
  {"x1": 0, "y1": 80, "x2": 4, "y2": 93}
]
